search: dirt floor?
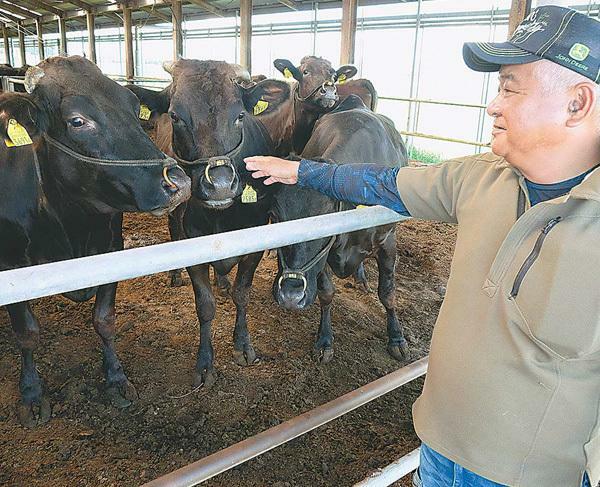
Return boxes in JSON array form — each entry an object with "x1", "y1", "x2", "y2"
[{"x1": 0, "y1": 212, "x2": 456, "y2": 487}]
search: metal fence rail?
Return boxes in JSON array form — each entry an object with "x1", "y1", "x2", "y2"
[
  {"x1": 0, "y1": 205, "x2": 407, "y2": 306},
  {"x1": 144, "y1": 358, "x2": 428, "y2": 487}
]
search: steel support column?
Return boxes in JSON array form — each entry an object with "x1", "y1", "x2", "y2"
[
  {"x1": 240, "y1": 0, "x2": 252, "y2": 73},
  {"x1": 508, "y1": 0, "x2": 531, "y2": 37},
  {"x1": 35, "y1": 18, "x2": 44, "y2": 60},
  {"x1": 172, "y1": 0, "x2": 183, "y2": 60},
  {"x1": 86, "y1": 12, "x2": 96, "y2": 63},
  {"x1": 340, "y1": 0, "x2": 357, "y2": 65},
  {"x1": 2, "y1": 24, "x2": 10, "y2": 65},
  {"x1": 17, "y1": 23, "x2": 26, "y2": 66},
  {"x1": 58, "y1": 17, "x2": 68, "y2": 55},
  {"x1": 122, "y1": 4, "x2": 134, "y2": 80}
]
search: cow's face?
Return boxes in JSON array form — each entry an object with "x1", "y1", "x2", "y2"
[
  {"x1": 274, "y1": 57, "x2": 357, "y2": 110},
  {"x1": 2, "y1": 56, "x2": 190, "y2": 215},
  {"x1": 271, "y1": 185, "x2": 336, "y2": 309},
  {"x1": 129, "y1": 60, "x2": 288, "y2": 209}
]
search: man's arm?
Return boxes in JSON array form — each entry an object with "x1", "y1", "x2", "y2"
[{"x1": 244, "y1": 156, "x2": 410, "y2": 215}]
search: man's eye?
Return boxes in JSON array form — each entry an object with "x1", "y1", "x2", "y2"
[{"x1": 68, "y1": 117, "x2": 85, "y2": 128}]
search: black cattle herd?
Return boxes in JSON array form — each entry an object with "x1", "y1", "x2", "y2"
[{"x1": 0, "y1": 55, "x2": 408, "y2": 428}]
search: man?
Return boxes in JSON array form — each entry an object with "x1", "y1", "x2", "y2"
[{"x1": 245, "y1": 6, "x2": 600, "y2": 487}]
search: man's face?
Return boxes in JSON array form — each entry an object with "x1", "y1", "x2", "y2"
[{"x1": 486, "y1": 62, "x2": 571, "y2": 167}]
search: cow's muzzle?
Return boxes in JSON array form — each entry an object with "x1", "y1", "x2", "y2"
[{"x1": 197, "y1": 156, "x2": 239, "y2": 209}]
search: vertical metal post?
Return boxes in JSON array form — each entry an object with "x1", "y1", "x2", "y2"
[
  {"x1": 405, "y1": 0, "x2": 422, "y2": 154},
  {"x1": 240, "y1": 0, "x2": 252, "y2": 73},
  {"x1": 312, "y1": 1, "x2": 318, "y2": 56},
  {"x1": 86, "y1": 12, "x2": 96, "y2": 63},
  {"x1": 508, "y1": 0, "x2": 531, "y2": 37},
  {"x1": 58, "y1": 17, "x2": 68, "y2": 55},
  {"x1": 35, "y1": 18, "x2": 45, "y2": 60},
  {"x1": 123, "y1": 4, "x2": 135, "y2": 80},
  {"x1": 2, "y1": 24, "x2": 11, "y2": 65},
  {"x1": 340, "y1": 0, "x2": 357, "y2": 65},
  {"x1": 234, "y1": 10, "x2": 239, "y2": 65},
  {"x1": 17, "y1": 23, "x2": 26, "y2": 66},
  {"x1": 172, "y1": 0, "x2": 183, "y2": 60}
]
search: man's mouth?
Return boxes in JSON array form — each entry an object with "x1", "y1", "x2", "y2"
[{"x1": 491, "y1": 125, "x2": 506, "y2": 135}]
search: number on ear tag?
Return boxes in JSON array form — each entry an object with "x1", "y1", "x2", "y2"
[
  {"x1": 241, "y1": 184, "x2": 257, "y2": 203},
  {"x1": 283, "y1": 68, "x2": 293, "y2": 79},
  {"x1": 253, "y1": 100, "x2": 269, "y2": 115},
  {"x1": 337, "y1": 74, "x2": 347, "y2": 84},
  {"x1": 6, "y1": 119, "x2": 33, "y2": 147},
  {"x1": 139, "y1": 104, "x2": 151, "y2": 120}
]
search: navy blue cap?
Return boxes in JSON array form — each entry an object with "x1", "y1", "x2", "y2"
[{"x1": 463, "y1": 6, "x2": 600, "y2": 83}]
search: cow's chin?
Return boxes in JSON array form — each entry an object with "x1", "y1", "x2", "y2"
[{"x1": 201, "y1": 198, "x2": 234, "y2": 210}]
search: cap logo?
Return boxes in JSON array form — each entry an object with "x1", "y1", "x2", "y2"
[
  {"x1": 569, "y1": 43, "x2": 590, "y2": 62},
  {"x1": 511, "y1": 9, "x2": 550, "y2": 44}
]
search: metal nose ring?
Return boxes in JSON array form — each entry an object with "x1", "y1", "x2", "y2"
[{"x1": 163, "y1": 166, "x2": 177, "y2": 189}]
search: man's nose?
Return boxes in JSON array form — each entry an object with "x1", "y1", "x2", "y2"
[{"x1": 486, "y1": 94, "x2": 501, "y2": 117}]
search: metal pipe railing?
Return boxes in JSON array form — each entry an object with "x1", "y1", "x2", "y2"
[
  {"x1": 0, "y1": 206, "x2": 407, "y2": 306},
  {"x1": 144, "y1": 357, "x2": 428, "y2": 487},
  {"x1": 354, "y1": 448, "x2": 421, "y2": 487},
  {"x1": 380, "y1": 95, "x2": 486, "y2": 109},
  {"x1": 400, "y1": 130, "x2": 490, "y2": 148}
]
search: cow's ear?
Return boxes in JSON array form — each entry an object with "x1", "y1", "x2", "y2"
[
  {"x1": 242, "y1": 79, "x2": 291, "y2": 116},
  {"x1": 126, "y1": 84, "x2": 170, "y2": 115},
  {"x1": 335, "y1": 65, "x2": 358, "y2": 83},
  {"x1": 0, "y1": 93, "x2": 47, "y2": 147},
  {"x1": 273, "y1": 59, "x2": 302, "y2": 81}
]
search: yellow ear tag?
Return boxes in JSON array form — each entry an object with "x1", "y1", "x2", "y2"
[
  {"x1": 139, "y1": 104, "x2": 151, "y2": 121},
  {"x1": 337, "y1": 73, "x2": 347, "y2": 84},
  {"x1": 253, "y1": 100, "x2": 269, "y2": 116},
  {"x1": 356, "y1": 204, "x2": 369, "y2": 209},
  {"x1": 6, "y1": 119, "x2": 32, "y2": 147},
  {"x1": 283, "y1": 68, "x2": 293, "y2": 79},
  {"x1": 241, "y1": 184, "x2": 257, "y2": 204}
]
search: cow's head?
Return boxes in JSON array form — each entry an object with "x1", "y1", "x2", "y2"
[
  {"x1": 0, "y1": 56, "x2": 190, "y2": 215},
  {"x1": 273, "y1": 56, "x2": 357, "y2": 109},
  {"x1": 271, "y1": 184, "x2": 337, "y2": 309},
  {"x1": 128, "y1": 59, "x2": 287, "y2": 209}
]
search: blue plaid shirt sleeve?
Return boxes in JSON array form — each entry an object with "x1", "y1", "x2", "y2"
[{"x1": 296, "y1": 159, "x2": 410, "y2": 216}]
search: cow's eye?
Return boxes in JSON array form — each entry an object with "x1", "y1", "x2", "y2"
[
  {"x1": 303, "y1": 70, "x2": 310, "y2": 75},
  {"x1": 169, "y1": 111, "x2": 180, "y2": 123},
  {"x1": 237, "y1": 112, "x2": 245, "y2": 121},
  {"x1": 68, "y1": 117, "x2": 86, "y2": 128}
]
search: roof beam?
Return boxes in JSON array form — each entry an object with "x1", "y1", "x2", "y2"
[
  {"x1": 186, "y1": 0, "x2": 224, "y2": 18},
  {"x1": 141, "y1": 6, "x2": 171, "y2": 23},
  {"x1": 0, "y1": 11, "x2": 22, "y2": 24},
  {"x1": 0, "y1": 1, "x2": 41, "y2": 19},
  {"x1": 20, "y1": 0, "x2": 64, "y2": 18},
  {"x1": 277, "y1": 0, "x2": 298, "y2": 11}
]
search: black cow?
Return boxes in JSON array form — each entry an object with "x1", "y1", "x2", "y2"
[
  {"x1": 254, "y1": 56, "x2": 357, "y2": 157},
  {"x1": 270, "y1": 95, "x2": 409, "y2": 363},
  {"x1": 128, "y1": 59, "x2": 281, "y2": 387},
  {"x1": 0, "y1": 56, "x2": 191, "y2": 427},
  {"x1": 0, "y1": 64, "x2": 29, "y2": 92}
]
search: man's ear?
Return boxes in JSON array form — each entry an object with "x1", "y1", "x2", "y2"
[
  {"x1": 242, "y1": 79, "x2": 291, "y2": 115},
  {"x1": 273, "y1": 59, "x2": 302, "y2": 82},
  {"x1": 566, "y1": 83, "x2": 596, "y2": 127},
  {"x1": 0, "y1": 92, "x2": 47, "y2": 147},
  {"x1": 335, "y1": 65, "x2": 358, "y2": 83},
  {"x1": 126, "y1": 84, "x2": 171, "y2": 116}
]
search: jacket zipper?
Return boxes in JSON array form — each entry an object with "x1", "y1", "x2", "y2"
[{"x1": 509, "y1": 217, "x2": 562, "y2": 299}]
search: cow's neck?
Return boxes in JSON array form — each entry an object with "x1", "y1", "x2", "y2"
[{"x1": 292, "y1": 99, "x2": 322, "y2": 156}]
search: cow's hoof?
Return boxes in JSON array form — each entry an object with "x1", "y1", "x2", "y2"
[
  {"x1": 17, "y1": 397, "x2": 51, "y2": 428},
  {"x1": 107, "y1": 380, "x2": 138, "y2": 408},
  {"x1": 170, "y1": 271, "x2": 184, "y2": 287},
  {"x1": 356, "y1": 281, "x2": 372, "y2": 293},
  {"x1": 387, "y1": 340, "x2": 409, "y2": 362},
  {"x1": 193, "y1": 368, "x2": 217, "y2": 390},
  {"x1": 315, "y1": 347, "x2": 334, "y2": 364},
  {"x1": 233, "y1": 345, "x2": 259, "y2": 366}
]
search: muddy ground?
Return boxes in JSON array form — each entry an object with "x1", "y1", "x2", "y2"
[{"x1": 0, "y1": 213, "x2": 456, "y2": 487}]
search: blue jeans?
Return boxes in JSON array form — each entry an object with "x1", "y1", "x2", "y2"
[{"x1": 414, "y1": 443, "x2": 592, "y2": 487}]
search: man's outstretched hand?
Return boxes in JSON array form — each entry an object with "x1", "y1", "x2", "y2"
[{"x1": 244, "y1": 156, "x2": 300, "y2": 185}]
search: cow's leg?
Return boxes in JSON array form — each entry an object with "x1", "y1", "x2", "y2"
[
  {"x1": 212, "y1": 265, "x2": 231, "y2": 297},
  {"x1": 93, "y1": 282, "x2": 138, "y2": 407},
  {"x1": 315, "y1": 267, "x2": 335, "y2": 364},
  {"x1": 6, "y1": 302, "x2": 51, "y2": 427},
  {"x1": 168, "y1": 212, "x2": 185, "y2": 287},
  {"x1": 231, "y1": 252, "x2": 262, "y2": 366},
  {"x1": 353, "y1": 262, "x2": 371, "y2": 293},
  {"x1": 187, "y1": 263, "x2": 217, "y2": 388},
  {"x1": 376, "y1": 233, "x2": 409, "y2": 361}
]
